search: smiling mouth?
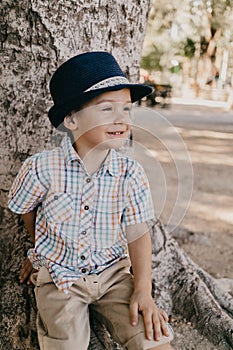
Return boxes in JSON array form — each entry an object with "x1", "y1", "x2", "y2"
[{"x1": 107, "y1": 131, "x2": 125, "y2": 135}]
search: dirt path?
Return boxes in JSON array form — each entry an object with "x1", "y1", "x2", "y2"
[{"x1": 161, "y1": 105, "x2": 233, "y2": 281}]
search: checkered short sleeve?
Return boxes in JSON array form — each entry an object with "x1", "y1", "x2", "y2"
[
  {"x1": 123, "y1": 162, "x2": 155, "y2": 226},
  {"x1": 8, "y1": 155, "x2": 47, "y2": 214}
]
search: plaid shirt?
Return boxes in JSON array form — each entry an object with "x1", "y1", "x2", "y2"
[{"x1": 8, "y1": 136, "x2": 155, "y2": 292}]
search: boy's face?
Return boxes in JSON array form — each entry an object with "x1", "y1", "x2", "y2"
[{"x1": 64, "y1": 89, "x2": 132, "y2": 153}]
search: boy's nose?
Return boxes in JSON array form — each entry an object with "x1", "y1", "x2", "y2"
[
  {"x1": 113, "y1": 114, "x2": 124, "y2": 124},
  {"x1": 113, "y1": 109, "x2": 130, "y2": 124}
]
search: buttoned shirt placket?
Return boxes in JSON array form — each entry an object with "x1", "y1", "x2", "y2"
[{"x1": 77, "y1": 162, "x2": 96, "y2": 275}]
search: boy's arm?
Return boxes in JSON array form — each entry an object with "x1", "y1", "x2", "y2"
[
  {"x1": 20, "y1": 210, "x2": 37, "y2": 284},
  {"x1": 21, "y1": 210, "x2": 36, "y2": 243},
  {"x1": 127, "y1": 223, "x2": 169, "y2": 342}
]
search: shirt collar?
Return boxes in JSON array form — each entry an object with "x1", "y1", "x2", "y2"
[
  {"x1": 104, "y1": 149, "x2": 121, "y2": 177},
  {"x1": 61, "y1": 135, "x2": 82, "y2": 164},
  {"x1": 61, "y1": 135, "x2": 122, "y2": 177},
  {"x1": 98, "y1": 148, "x2": 124, "y2": 177}
]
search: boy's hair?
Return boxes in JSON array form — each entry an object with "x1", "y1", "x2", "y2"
[{"x1": 48, "y1": 51, "x2": 152, "y2": 130}]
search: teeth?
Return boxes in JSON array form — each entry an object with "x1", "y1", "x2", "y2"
[{"x1": 108, "y1": 132, "x2": 123, "y2": 135}]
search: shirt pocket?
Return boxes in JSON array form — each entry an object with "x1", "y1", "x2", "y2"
[
  {"x1": 95, "y1": 189, "x2": 122, "y2": 215},
  {"x1": 44, "y1": 192, "x2": 74, "y2": 223},
  {"x1": 93, "y1": 195, "x2": 124, "y2": 247}
]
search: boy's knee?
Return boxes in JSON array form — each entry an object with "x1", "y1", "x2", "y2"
[{"x1": 124, "y1": 331, "x2": 173, "y2": 350}]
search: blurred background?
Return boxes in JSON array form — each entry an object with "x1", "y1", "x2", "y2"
[
  {"x1": 140, "y1": 0, "x2": 233, "y2": 110},
  {"x1": 132, "y1": 0, "x2": 233, "y2": 298}
]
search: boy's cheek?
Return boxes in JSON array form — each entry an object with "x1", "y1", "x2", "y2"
[{"x1": 78, "y1": 121, "x2": 111, "y2": 136}]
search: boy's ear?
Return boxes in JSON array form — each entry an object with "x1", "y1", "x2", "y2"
[{"x1": 63, "y1": 114, "x2": 78, "y2": 131}]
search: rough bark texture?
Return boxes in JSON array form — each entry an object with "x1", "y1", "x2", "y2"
[
  {"x1": 150, "y1": 220, "x2": 233, "y2": 349},
  {"x1": 1, "y1": 1, "x2": 233, "y2": 349}
]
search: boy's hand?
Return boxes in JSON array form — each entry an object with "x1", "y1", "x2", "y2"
[
  {"x1": 20, "y1": 258, "x2": 37, "y2": 285},
  {"x1": 130, "y1": 290, "x2": 169, "y2": 341}
]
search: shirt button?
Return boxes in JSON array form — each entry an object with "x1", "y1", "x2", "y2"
[
  {"x1": 81, "y1": 255, "x2": 86, "y2": 260},
  {"x1": 54, "y1": 195, "x2": 59, "y2": 200},
  {"x1": 81, "y1": 230, "x2": 87, "y2": 235},
  {"x1": 81, "y1": 268, "x2": 87, "y2": 273},
  {"x1": 84, "y1": 205, "x2": 89, "y2": 210},
  {"x1": 86, "y1": 178, "x2": 91, "y2": 183}
]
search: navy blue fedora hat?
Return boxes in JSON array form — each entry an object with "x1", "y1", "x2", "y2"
[{"x1": 48, "y1": 51, "x2": 153, "y2": 128}]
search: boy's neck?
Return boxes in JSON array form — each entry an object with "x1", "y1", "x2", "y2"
[{"x1": 73, "y1": 142, "x2": 110, "y2": 175}]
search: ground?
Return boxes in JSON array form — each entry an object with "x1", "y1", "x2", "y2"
[{"x1": 132, "y1": 102, "x2": 233, "y2": 349}]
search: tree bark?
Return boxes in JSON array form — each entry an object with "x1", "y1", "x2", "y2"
[
  {"x1": 150, "y1": 220, "x2": 233, "y2": 350},
  {"x1": 1, "y1": 1, "x2": 233, "y2": 349}
]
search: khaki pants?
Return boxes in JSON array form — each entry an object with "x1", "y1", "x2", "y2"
[{"x1": 32, "y1": 258, "x2": 173, "y2": 350}]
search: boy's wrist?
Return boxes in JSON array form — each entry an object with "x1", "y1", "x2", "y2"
[{"x1": 133, "y1": 281, "x2": 152, "y2": 294}]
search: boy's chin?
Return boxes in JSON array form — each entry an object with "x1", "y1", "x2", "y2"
[{"x1": 103, "y1": 139, "x2": 127, "y2": 150}]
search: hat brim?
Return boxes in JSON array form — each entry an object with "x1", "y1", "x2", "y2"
[{"x1": 48, "y1": 83, "x2": 153, "y2": 129}]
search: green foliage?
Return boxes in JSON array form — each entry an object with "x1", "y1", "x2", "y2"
[
  {"x1": 180, "y1": 35, "x2": 213, "y2": 60},
  {"x1": 142, "y1": 0, "x2": 233, "y2": 75},
  {"x1": 183, "y1": 38, "x2": 196, "y2": 58},
  {"x1": 170, "y1": 63, "x2": 182, "y2": 73},
  {"x1": 200, "y1": 36, "x2": 208, "y2": 55},
  {"x1": 141, "y1": 45, "x2": 163, "y2": 72}
]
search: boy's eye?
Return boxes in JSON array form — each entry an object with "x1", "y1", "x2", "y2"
[
  {"x1": 102, "y1": 107, "x2": 113, "y2": 111},
  {"x1": 95, "y1": 102, "x2": 132, "y2": 114},
  {"x1": 99, "y1": 104, "x2": 113, "y2": 112},
  {"x1": 123, "y1": 105, "x2": 132, "y2": 113}
]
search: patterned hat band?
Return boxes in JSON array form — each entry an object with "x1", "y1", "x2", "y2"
[{"x1": 84, "y1": 76, "x2": 129, "y2": 92}]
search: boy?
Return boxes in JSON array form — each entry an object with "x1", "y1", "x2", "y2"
[{"x1": 8, "y1": 51, "x2": 174, "y2": 350}]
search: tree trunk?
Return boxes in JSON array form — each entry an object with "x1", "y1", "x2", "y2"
[{"x1": 1, "y1": 1, "x2": 233, "y2": 349}]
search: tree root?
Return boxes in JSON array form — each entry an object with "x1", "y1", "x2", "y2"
[{"x1": 151, "y1": 220, "x2": 233, "y2": 350}]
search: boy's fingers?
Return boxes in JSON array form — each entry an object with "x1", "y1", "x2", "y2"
[
  {"x1": 129, "y1": 301, "x2": 139, "y2": 326},
  {"x1": 159, "y1": 310, "x2": 170, "y2": 337},
  {"x1": 160, "y1": 319, "x2": 169, "y2": 337},
  {"x1": 19, "y1": 259, "x2": 33, "y2": 283},
  {"x1": 160, "y1": 309, "x2": 169, "y2": 323},
  {"x1": 20, "y1": 259, "x2": 30, "y2": 271},
  {"x1": 143, "y1": 311, "x2": 154, "y2": 340},
  {"x1": 151, "y1": 314, "x2": 169, "y2": 341},
  {"x1": 20, "y1": 270, "x2": 31, "y2": 283},
  {"x1": 129, "y1": 298, "x2": 170, "y2": 341},
  {"x1": 20, "y1": 263, "x2": 32, "y2": 276}
]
